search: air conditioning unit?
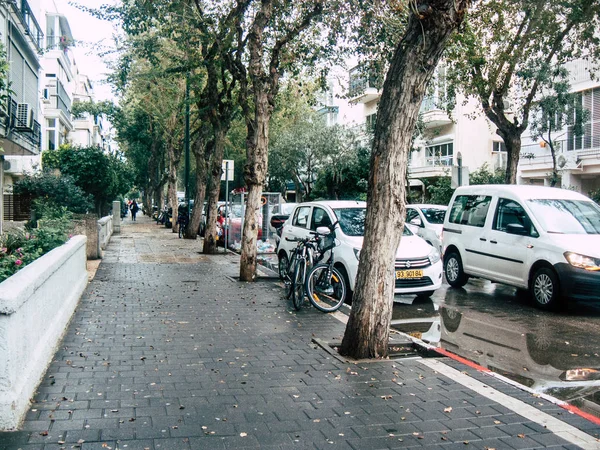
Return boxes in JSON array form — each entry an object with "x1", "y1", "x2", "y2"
[
  {"x1": 557, "y1": 153, "x2": 582, "y2": 171},
  {"x1": 2, "y1": 160, "x2": 10, "y2": 171},
  {"x1": 15, "y1": 103, "x2": 34, "y2": 131}
]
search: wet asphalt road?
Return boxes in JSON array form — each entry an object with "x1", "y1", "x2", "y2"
[{"x1": 391, "y1": 279, "x2": 600, "y2": 418}]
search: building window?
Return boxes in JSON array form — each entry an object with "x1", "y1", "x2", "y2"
[
  {"x1": 366, "y1": 113, "x2": 377, "y2": 132},
  {"x1": 46, "y1": 118, "x2": 57, "y2": 150},
  {"x1": 568, "y1": 87, "x2": 600, "y2": 151},
  {"x1": 426, "y1": 142, "x2": 453, "y2": 166},
  {"x1": 492, "y1": 141, "x2": 506, "y2": 153}
]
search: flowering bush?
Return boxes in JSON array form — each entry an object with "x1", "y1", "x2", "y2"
[{"x1": 0, "y1": 208, "x2": 72, "y2": 283}]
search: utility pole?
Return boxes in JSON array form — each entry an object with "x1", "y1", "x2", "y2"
[{"x1": 184, "y1": 73, "x2": 190, "y2": 221}]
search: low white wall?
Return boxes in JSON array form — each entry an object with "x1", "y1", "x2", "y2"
[
  {"x1": 97, "y1": 215, "x2": 113, "y2": 255},
  {"x1": 0, "y1": 235, "x2": 88, "y2": 430}
]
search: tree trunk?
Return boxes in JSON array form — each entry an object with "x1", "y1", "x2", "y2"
[
  {"x1": 167, "y1": 146, "x2": 180, "y2": 233},
  {"x1": 498, "y1": 131, "x2": 521, "y2": 184},
  {"x1": 204, "y1": 128, "x2": 226, "y2": 254},
  {"x1": 339, "y1": 0, "x2": 469, "y2": 360},
  {"x1": 240, "y1": 88, "x2": 270, "y2": 281},
  {"x1": 185, "y1": 137, "x2": 209, "y2": 239}
]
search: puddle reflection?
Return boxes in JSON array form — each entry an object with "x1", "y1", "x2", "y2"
[{"x1": 391, "y1": 288, "x2": 600, "y2": 419}]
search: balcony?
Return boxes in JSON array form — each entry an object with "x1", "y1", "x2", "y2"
[
  {"x1": 10, "y1": 0, "x2": 44, "y2": 51},
  {"x1": 348, "y1": 65, "x2": 382, "y2": 104},
  {"x1": 519, "y1": 137, "x2": 600, "y2": 175},
  {"x1": 420, "y1": 96, "x2": 453, "y2": 128}
]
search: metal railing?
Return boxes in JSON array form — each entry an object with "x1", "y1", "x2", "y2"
[{"x1": 10, "y1": 0, "x2": 44, "y2": 51}]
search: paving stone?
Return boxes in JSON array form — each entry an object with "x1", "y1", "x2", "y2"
[{"x1": 0, "y1": 217, "x2": 597, "y2": 450}]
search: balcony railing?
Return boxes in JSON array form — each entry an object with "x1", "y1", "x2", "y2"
[
  {"x1": 10, "y1": 0, "x2": 44, "y2": 51},
  {"x1": 348, "y1": 65, "x2": 383, "y2": 101}
]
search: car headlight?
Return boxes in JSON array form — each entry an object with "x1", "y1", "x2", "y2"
[
  {"x1": 353, "y1": 248, "x2": 361, "y2": 260},
  {"x1": 564, "y1": 252, "x2": 600, "y2": 271},
  {"x1": 428, "y1": 247, "x2": 441, "y2": 264}
]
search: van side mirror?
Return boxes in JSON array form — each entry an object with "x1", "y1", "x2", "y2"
[{"x1": 506, "y1": 223, "x2": 528, "y2": 236}]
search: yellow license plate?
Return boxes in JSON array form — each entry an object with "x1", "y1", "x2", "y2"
[{"x1": 396, "y1": 269, "x2": 423, "y2": 279}]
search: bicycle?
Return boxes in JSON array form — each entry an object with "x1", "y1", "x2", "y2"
[
  {"x1": 177, "y1": 213, "x2": 188, "y2": 238},
  {"x1": 304, "y1": 224, "x2": 347, "y2": 312},
  {"x1": 283, "y1": 235, "x2": 319, "y2": 310},
  {"x1": 282, "y1": 222, "x2": 346, "y2": 312}
]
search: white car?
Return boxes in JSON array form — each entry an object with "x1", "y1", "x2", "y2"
[
  {"x1": 405, "y1": 204, "x2": 448, "y2": 253},
  {"x1": 277, "y1": 201, "x2": 443, "y2": 300}
]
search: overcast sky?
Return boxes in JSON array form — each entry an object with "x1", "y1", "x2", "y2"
[{"x1": 53, "y1": 0, "x2": 120, "y2": 102}]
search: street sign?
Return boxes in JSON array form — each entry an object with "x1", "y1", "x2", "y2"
[{"x1": 221, "y1": 160, "x2": 234, "y2": 181}]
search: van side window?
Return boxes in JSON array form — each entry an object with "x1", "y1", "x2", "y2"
[
  {"x1": 448, "y1": 195, "x2": 491, "y2": 228},
  {"x1": 292, "y1": 206, "x2": 311, "y2": 229},
  {"x1": 493, "y1": 198, "x2": 539, "y2": 237},
  {"x1": 310, "y1": 207, "x2": 332, "y2": 231}
]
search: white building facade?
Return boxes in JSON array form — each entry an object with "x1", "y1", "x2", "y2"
[
  {"x1": 0, "y1": 0, "x2": 44, "y2": 230},
  {"x1": 345, "y1": 59, "x2": 600, "y2": 199},
  {"x1": 518, "y1": 58, "x2": 600, "y2": 195}
]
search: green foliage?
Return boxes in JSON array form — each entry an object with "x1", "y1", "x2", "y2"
[
  {"x1": 71, "y1": 100, "x2": 117, "y2": 121},
  {"x1": 590, "y1": 189, "x2": 600, "y2": 205},
  {"x1": 469, "y1": 163, "x2": 505, "y2": 185},
  {"x1": 425, "y1": 176, "x2": 454, "y2": 206},
  {"x1": 0, "y1": 205, "x2": 72, "y2": 283},
  {"x1": 13, "y1": 171, "x2": 92, "y2": 214},
  {"x1": 42, "y1": 145, "x2": 132, "y2": 214}
]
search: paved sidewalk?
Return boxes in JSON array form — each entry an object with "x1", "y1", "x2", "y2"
[{"x1": 1, "y1": 215, "x2": 599, "y2": 449}]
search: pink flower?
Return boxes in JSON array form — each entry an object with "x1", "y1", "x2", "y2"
[
  {"x1": 16, "y1": 248, "x2": 22, "y2": 253},
  {"x1": 15, "y1": 259, "x2": 22, "y2": 266},
  {"x1": 0, "y1": 248, "x2": 6, "y2": 253}
]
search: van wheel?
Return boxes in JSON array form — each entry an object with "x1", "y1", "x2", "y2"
[
  {"x1": 530, "y1": 267, "x2": 561, "y2": 311},
  {"x1": 444, "y1": 251, "x2": 469, "y2": 288}
]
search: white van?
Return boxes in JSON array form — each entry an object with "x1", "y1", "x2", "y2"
[{"x1": 442, "y1": 185, "x2": 600, "y2": 310}]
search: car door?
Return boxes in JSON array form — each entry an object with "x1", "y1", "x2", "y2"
[
  {"x1": 479, "y1": 197, "x2": 538, "y2": 287},
  {"x1": 447, "y1": 194, "x2": 493, "y2": 277}
]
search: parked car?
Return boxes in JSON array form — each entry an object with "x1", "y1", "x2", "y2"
[
  {"x1": 270, "y1": 202, "x2": 298, "y2": 233},
  {"x1": 442, "y1": 184, "x2": 600, "y2": 310},
  {"x1": 405, "y1": 204, "x2": 448, "y2": 253},
  {"x1": 217, "y1": 204, "x2": 262, "y2": 244},
  {"x1": 277, "y1": 201, "x2": 443, "y2": 301}
]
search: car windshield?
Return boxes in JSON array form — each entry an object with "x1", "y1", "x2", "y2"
[
  {"x1": 527, "y1": 199, "x2": 600, "y2": 234},
  {"x1": 421, "y1": 207, "x2": 446, "y2": 224},
  {"x1": 333, "y1": 208, "x2": 366, "y2": 236},
  {"x1": 281, "y1": 203, "x2": 297, "y2": 215},
  {"x1": 332, "y1": 207, "x2": 412, "y2": 237}
]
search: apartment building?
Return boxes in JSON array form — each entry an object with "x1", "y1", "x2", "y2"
[
  {"x1": 347, "y1": 60, "x2": 600, "y2": 198},
  {"x1": 518, "y1": 58, "x2": 600, "y2": 195},
  {"x1": 0, "y1": 0, "x2": 44, "y2": 230},
  {"x1": 347, "y1": 63, "x2": 502, "y2": 197},
  {"x1": 70, "y1": 68, "x2": 108, "y2": 149}
]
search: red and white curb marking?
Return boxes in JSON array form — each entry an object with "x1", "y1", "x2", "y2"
[{"x1": 329, "y1": 308, "x2": 600, "y2": 449}]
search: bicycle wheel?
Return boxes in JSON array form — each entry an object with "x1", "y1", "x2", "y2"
[
  {"x1": 291, "y1": 258, "x2": 306, "y2": 311},
  {"x1": 283, "y1": 257, "x2": 295, "y2": 300},
  {"x1": 305, "y1": 264, "x2": 346, "y2": 312}
]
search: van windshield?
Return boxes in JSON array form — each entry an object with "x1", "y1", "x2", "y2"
[{"x1": 527, "y1": 199, "x2": 600, "y2": 234}]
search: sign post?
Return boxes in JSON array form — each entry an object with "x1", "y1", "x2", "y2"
[{"x1": 222, "y1": 160, "x2": 234, "y2": 252}]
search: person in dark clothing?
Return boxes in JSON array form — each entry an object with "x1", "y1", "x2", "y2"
[{"x1": 130, "y1": 200, "x2": 139, "y2": 221}]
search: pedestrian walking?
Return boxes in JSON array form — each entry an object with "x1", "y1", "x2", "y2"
[{"x1": 130, "y1": 200, "x2": 139, "y2": 221}]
